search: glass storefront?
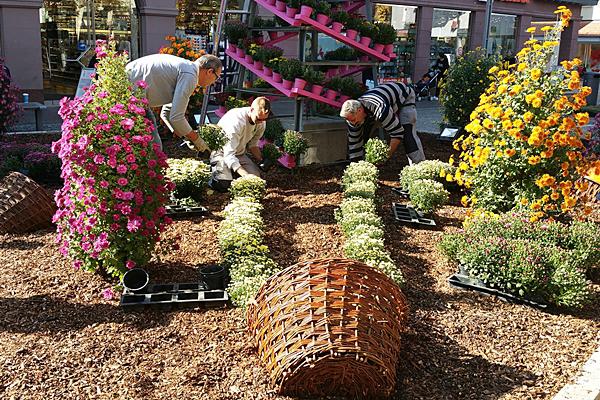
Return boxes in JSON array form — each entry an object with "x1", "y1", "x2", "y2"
[
  {"x1": 487, "y1": 13, "x2": 517, "y2": 57},
  {"x1": 430, "y1": 8, "x2": 470, "y2": 66},
  {"x1": 375, "y1": 5, "x2": 417, "y2": 82},
  {"x1": 40, "y1": 0, "x2": 136, "y2": 98}
]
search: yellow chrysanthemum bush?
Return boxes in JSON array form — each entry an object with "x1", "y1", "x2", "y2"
[{"x1": 455, "y1": 6, "x2": 600, "y2": 221}]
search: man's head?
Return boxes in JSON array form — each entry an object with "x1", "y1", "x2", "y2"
[
  {"x1": 249, "y1": 97, "x2": 271, "y2": 124},
  {"x1": 340, "y1": 99, "x2": 366, "y2": 126},
  {"x1": 197, "y1": 54, "x2": 223, "y2": 87}
]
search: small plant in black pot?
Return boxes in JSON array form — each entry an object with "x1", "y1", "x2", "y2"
[{"x1": 260, "y1": 143, "x2": 282, "y2": 172}]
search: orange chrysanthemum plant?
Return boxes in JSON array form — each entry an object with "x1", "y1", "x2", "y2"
[
  {"x1": 159, "y1": 36, "x2": 206, "y2": 108},
  {"x1": 454, "y1": 6, "x2": 600, "y2": 221}
]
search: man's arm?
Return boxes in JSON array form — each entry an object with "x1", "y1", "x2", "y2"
[
  {"x1": 249, "y1": 145, "x2": 262, "y2": 162},
  {"x1": 373, "y1": 103, "x2": 404, "y2": 157}
]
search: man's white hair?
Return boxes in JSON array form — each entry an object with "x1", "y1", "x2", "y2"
[{"x1": 340, "y1": 99, "x2": 362, "y2": 118}]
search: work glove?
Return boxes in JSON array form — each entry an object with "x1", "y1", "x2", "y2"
[{"x1": 184, "y1": 131, "x2": 209, "y2": 152}]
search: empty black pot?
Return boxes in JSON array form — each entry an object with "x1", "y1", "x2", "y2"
[
  {"x1": 200, "y1": 264, "x2": 225, "y2": 290},
  {"x1": 122, "y1": 268, "x2": 149, "y2": 292}
]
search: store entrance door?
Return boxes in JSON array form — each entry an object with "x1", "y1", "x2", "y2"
[{"x1": 40, "y1": 0, "x2": 138, "y2": 99}]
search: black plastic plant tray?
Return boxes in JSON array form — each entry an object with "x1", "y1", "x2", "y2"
[
  {"x1": 448, "y1": 272, "x2": 549, "y2": 310},
  {"x1": 120, "y1": 289, "x2": 229, "y2": 307},
  {"x1": 392, "y1": 203, "x2": 436, "y2": 226},
  {"x1": 391, "y1": 187, "x2": 410, "y2": 198},
  {"x1": 124, "y1": 282, "x2": 207, "y2": 295},
  {"x1": 165, "y1": 204, "x2": 208, "y2": 219}
]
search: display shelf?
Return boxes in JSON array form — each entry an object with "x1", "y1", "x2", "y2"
[
  {"x1": 226, "y1": 48, "x2": 342, "y2": 108},
  {"x1": 263, "y1": 32, "x2": 299, "y2": 46},
  {"x1": 343, "y1": 1, "x2": 365, "y2": 13},
  {"x1": 254, "y1": 0, "x2": 392, "y2": 61},
  {"x1": 294, "y1": 14, "x2": 392, "y2": 61}
]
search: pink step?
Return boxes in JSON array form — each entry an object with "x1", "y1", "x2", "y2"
[
  {"x1": 343, "y1": 1, "x2": 365, "y2": 13},
  {"x1": 263, "y1": 32, "x2": 298, "y2": 46},
  {"x1": 256, "y1": 0, "x2": 301, "y2": 26},
  {"x1": 226, "y1": 48, "x2": 342, "y2": 108}
]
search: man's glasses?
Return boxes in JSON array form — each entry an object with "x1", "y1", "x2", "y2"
[{"x1": 210, "y1": 69, "x2": 222, "y2": 84}]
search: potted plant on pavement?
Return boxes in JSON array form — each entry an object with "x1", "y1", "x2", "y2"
[{"x1": 280, "y1": 129, "x2": 309, "y2": 168}]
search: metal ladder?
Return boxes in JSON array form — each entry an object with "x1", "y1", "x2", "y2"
[{"x1": 198, "y1": 0, "x2": 255, "y2": 125}]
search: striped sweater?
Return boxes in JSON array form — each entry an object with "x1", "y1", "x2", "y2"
[{"x1": 347, "y1": 82, "x2": 416, "y2": 159}]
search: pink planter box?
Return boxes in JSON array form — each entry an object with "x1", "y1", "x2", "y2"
[{"x1": 278, "y1": 152, "x2": 296, "y2": 169}]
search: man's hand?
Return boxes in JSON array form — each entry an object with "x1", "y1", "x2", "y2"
[
  {"x1": 236, "y1": 166, "x2": 250, "y2": 177},
  {"x1": 388, "y1": 137, "x2": 402, "y2": 159},
  {"x1": 191, "y1": 136, "x2": 208, "y2": 152},
  {"x1": 184, "y1": 131, "x2": 209, "y2": 152}
]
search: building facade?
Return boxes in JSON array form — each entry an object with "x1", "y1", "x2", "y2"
[{"x1": 0, "y1": 0, "x2": 595, "y2": 102}]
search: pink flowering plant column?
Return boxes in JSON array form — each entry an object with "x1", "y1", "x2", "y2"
[{"x1": 52, "y1": 40, "x2": 174, "y2": 279}]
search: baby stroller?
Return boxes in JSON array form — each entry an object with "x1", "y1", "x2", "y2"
[{"x1": 415, "y1": 69, "x2": 441, "y2": 101}]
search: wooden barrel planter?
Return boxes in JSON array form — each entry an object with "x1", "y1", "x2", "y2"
[
  {"x1": 0, "y1": 171, "x2": 56, "y2": 234},
  {"x1": 247, "y1": 258, "x2": 408, "y2": 399}
]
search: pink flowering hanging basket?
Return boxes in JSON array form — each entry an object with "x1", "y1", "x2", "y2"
[{"x1": 0, "y1": 172, "x2": 56, "y2": 234}]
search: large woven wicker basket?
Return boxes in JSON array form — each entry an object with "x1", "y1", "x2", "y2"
[
  {"x1": 0, "y1": 172, "x2": 56, "y2": 234},
  {"x1": 247, "y1": 258, "x2": 409, "y2": 399}
]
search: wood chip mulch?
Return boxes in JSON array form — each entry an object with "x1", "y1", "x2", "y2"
[{"x1": 0, "y1": 134, "x2": 599, "y2": 399}]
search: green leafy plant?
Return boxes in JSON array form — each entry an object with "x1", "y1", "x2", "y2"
[
  {"x1": 253, "y1": 78, "x2": 272, "y2": 89},
  {"x1": 282, "y1": 129, "x2": 309, "y2": 157},
  {"x1": 254, "y1": 45, "x2": 284, "y2": 65},
  {"x1": 225, "y1": 96, "x2": 250, "y2": 110},
  {"x1": 323, "y1": 46, "x2": 357, "y2": 61},
  {"x1": 438, "y1": 210, "x2": 596, "y2": 307},
  {"x1": 313, "y1": 1, "x2": 331, "y2": 16},
  {"x1": 0, "y1": 142, "x2": 61, "y2": 181},
  {"x1": 229, "y1": 175, "x2": 267, "y2": 200},
  {"x1": 440, "y1": 48, "x2": 500, "y2": 128},
  {"x1": 375, "y1": 23, "x2": 397, "y2": 45},
  {"x1": 358, "y1": 21, "x2": 375, "y2": 38},
  {"x1": 263, "y1": 118, "x2": 285, "y2": 143},
  {"x1": 279, "y1": 58, "x2": 304, "y2": 81},
  {"x1": 339, "y1": 77, "x2": 365, "y2": 98},
  {"x1": 331, "y1": 10, "x2": 349, "y2": 25},
  {"x1": 407, "y1": 179, "x2": 449, "y2": 214},
  {"x1": 261, "y1": 142, "x2": 282, "y2": 161},
  {"x1": 345, "y1": 13, "x2": 363, "y2": 31},
  {"x1": 165, "y1": 158, "x2": 211, "y2": 201},
  {"x1": 364, "y1": 138, "x2": 389, "y2": 165},
  {"x1": 302, "y1": 67, "x2": 325, "y2": 85},
  {"x1": 223, "y1": 20, "x2": 249, "y2": 45},
  {"x1": 198, "y1": 124, "x2": 227, "y2": 151},
  {"x1": 344, "y1": 181, "x2": 377, "y2": 199}
]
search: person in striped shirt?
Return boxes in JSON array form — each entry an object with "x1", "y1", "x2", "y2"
[{"x1": 340, "y1": 82, "x2": 425, "y2": 165}]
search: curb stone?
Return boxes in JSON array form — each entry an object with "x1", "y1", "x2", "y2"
[{"x1": 552, "y1": 344, "x2": 600, "y2": 400}]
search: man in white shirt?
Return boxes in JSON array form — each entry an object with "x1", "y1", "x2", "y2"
[
  {"x1": 208, "y1": 97, "x2": 271, "y2": 192},
  {"x1": 125, "y1": 53, "x2": 222, "y2": 151}
]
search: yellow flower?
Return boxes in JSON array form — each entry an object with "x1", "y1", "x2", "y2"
[
  {"x1": 526, "y1": 27, "x2": 536, "y2": 33},
  {"x1": 528, "y1": 156, "x2": 541, "y2": 165},
  {"x1": 531, "y1": 68, "x2": 542, "y2": 80},
  {"x1": 488, "y1": 66, "x2": 499, "y2": 74},
  {"x1": 505, "y1": 148, "x2": 516, "y2": 157},
  {"x1": 541, "y1": 26, "x2": 553, "y2": 32},
  {"x1": 532, "y1": 98, "x2": 542, "y2": 108},
  {"x1": 520, "y1": 198, "x2": 529, "y2": 206},
  {"x1": 523, "y1": 112, "x2": 534, "y2": 123}
]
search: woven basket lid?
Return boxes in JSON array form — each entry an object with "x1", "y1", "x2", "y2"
[
  {"x1": 248, "y1": 258, "x2": 408, "y2": 399},
  {"x1": 0, "y1": 171, "x2": 56, "y2": 234}
]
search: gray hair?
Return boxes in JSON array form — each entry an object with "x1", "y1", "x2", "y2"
[
  {"x1": 340, "y1": 99, "x2": 362, "y2": 118},
  {"x1": 197, "y1": 54, "x2": 222, "y2": 71}
]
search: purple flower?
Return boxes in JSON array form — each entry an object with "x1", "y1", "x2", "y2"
[
  {"x1": 136, "y1": 80, "x2": 148, "y2": 89},
  {"x1": 101, "y1": 287, "x2": 115, "y2": 300},
  {"x1": 125, "y1": 260, "x2": 136, "y2": 270},
  {"x1": 117, "y1": 177, "x2": 128, "y2": 186},
  {"x1": 121, "y1": 118, "x2": 135, "y2": 131}
]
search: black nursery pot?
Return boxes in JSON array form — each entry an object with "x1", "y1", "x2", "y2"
[
  {"x1": 200, "y1": 265, "x2": 226, "y2": 290},
  {"x1": 122, "y1": 268, "x2": 149, "y2": 292},
  {"x1": 259, "y1": 158, "x2": 274, "y2": 172}
]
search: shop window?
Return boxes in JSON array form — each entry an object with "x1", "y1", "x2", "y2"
[
  {"x1": 487, "y1": 14, "x2": 517, "y2": 57},
  {"x1": 40, "y1": 0, "x2": 135, "y2": 98},
  {"x1": 375, "y1": 5, "x2": 417, "y2": 83},
  {"x1": 430, "y1": 8, "x2": 470, "y2": 67}
]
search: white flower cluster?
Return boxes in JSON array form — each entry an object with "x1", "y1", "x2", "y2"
[
  {"x1": 229, "y1": 175, "x2": 267, "y2": 201},
  {"x1": 166, "y1": 157, "x2": 211, "y2": 201},
  {"x1": 335, "y1": 162, "x2": 405, "y2": 285},
  {"x1": 364, "y1": 138, "x2": 389, "y2": 165},
  {"x1": 399, "y1": 160, "x2": 452, "y2": 214},
  {"x1": 217, "y1": 176, "x2": 279, "y2": 307}
]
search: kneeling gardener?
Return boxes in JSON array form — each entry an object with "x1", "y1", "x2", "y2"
[{"x1": 208, "y1": 97, "x2": 271, "y2": 192}]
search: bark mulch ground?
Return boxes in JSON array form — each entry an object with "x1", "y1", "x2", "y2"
[{"x1": 0, "y1": 134, "x2": 598, "y2": 399}]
